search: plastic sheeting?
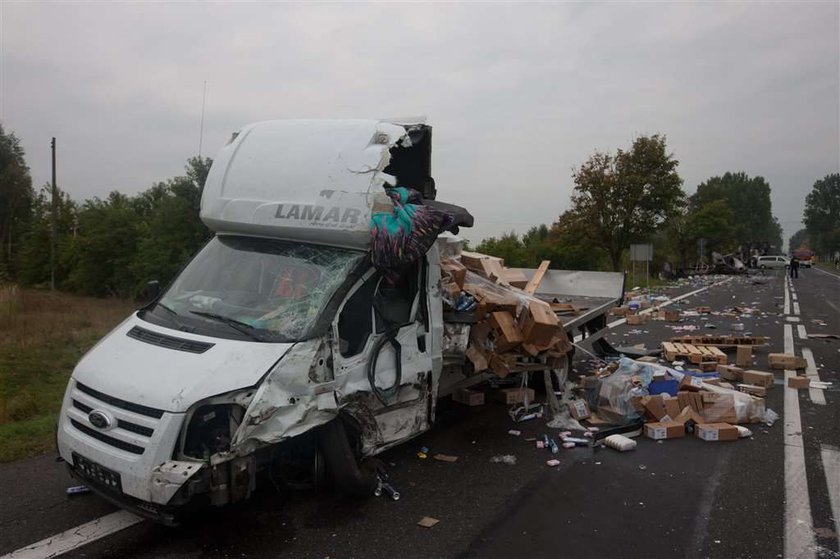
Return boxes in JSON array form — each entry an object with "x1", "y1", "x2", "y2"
[{"x1": 597, "y1": 358, "x2": 654, "y2": 425}]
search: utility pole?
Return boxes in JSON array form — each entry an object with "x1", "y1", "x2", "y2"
[
  {"x1": 50, "y1": 137, "x2": 57, "y2": 290},
  {"x1": 198, "y1": 80, "x2": 207, "y2": 157}
]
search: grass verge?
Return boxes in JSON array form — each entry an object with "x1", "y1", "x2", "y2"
[{"x1": 0, "y1": 285, "x2": 135, "y2": 462}]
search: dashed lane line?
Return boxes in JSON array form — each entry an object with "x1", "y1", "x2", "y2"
[
  {"x1": 0, "y1": 510, "x2": 142, "y2": 559},
  {"x1": 800, "y1": 348, "x2": 826, "y2": 406},
  {"x1": 797, "y1": 325, "x2": 807, "y2": 340}
]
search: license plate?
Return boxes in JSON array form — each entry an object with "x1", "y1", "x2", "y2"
[{"x1": 72, "y1": 453, "x2": 123, "y2": 492}]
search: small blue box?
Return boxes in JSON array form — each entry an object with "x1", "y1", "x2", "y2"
[{"x1": 648, "y1": 379, "x2": 679, "y2": 396}]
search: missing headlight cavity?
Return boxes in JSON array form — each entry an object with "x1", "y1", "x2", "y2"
[{"x1": 183, "y1": 404, "x2": 245, "y2": 459}]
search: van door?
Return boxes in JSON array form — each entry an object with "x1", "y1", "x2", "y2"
[{"x1": 332, "y1": 264, "x2": 433, "y2": 455}]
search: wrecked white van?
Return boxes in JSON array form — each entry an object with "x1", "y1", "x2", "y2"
[{"x1": 56, "y1": 119, "x2": 624, "y2": 524}]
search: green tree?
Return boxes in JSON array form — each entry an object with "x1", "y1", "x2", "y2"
[
  {"x1": 685, "y1": 199, "x2": 736, "y2": 257},
  {"x1": 691, "y1": 172, "x2": 782, "y2": 253},
  {"x1": 16, "y1": 184, "x2": 77, "y2": 286},
  {"x1": 131, "y1": 157, "x2": 212, "y2": 291},
  {"x1": 570, "y1": 135, "x2": 685, "y2": 271},
  {"x1": 64, "y1": 192, "x2": 141, "y2": 296},
  {"x1": 788, "y1": 228, "x2": 810, "y2": 254},
  {"x1": 803, "y1": 173, "x2": 840, "y2": 258},
  {"x1": 0, "y1": 124, "x2": 35, "y2": 278},
  {"x1": 473, "y1": 232, "x2": 526, "y2": 267}
]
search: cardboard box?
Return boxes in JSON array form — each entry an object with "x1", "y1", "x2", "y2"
[
  {"x1": 465, "y1": 345, "x2": 489, "y2": 372},
  {"x1": 568, "y1": 400, "x2": 591, "y2": 420},
  {"x1": 663, "y1": 397, "x2": 682, "y2": 420},
  {"x1": 674, "y1": 406, "x2": 705, "y2": 425},
  {"x1": 452, "y1": 388, "x2": 484, "y2": 406},
  {"x1": 502, "y1": 269, "x2": 529, "y2": 289},
  {"x1": 701, "y1": 393, "x2": 737, "y2": 423},
  {"x1": 626, "y1": 314, "x2": 649, "y2": 325},
  {"x1": 743, "y1": 370, "x2": 774, "y2": 388},
  {"x1": 665, "y1": 309, "x2": 681, "y2": 322},
  {"x1": 679, "y1": 375, "x2": 705, "y2": 392},
  {"x1": 788, "y1": 376, "x2": 810, "y2": 389},
  {"x1": 610, "y1": 306, "x2": 630, "y2": 317},
  {"x1": 441, "y1": 259, "x2": 467, "y2": 289},
  {"x1": 520, "y1": 300, "x2": 559, "y2": 346},
  {"x1": 642, "y1": 395, "x2": 668, "y2": 421},
  {"x1": 494, "y1": 387, "x2": 535, "y2": 405},
  {"x1": 644, "y1": 422, "x2": 686, "y2": 440},
  {"x1": 736, "y1": 345, "x2": 753, "y2": 367},
  {"x1": 489, "y1": 312, "x2": 523, "y2": 352},
  {"x1": 696, "y1": 423, "x2": 739, "y2": 442},
  {"x1": 738, "y1": 384, "x2": 767, "y2": 397},
  {"x1": 489, "y1": 354, "x2": 516, "y2": 378},
  {"x1": 717, "y1": 364, "x2": 744, "y2": 382},
  {"x1": 768, "y1": 353, "x2": 807, "y2": 370}
]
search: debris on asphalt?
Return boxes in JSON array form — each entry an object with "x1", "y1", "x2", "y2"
[
  {"x1": 603, "y1": 434, "x2": 637, "y2": 452},
  {"x1": 433, "y1": 454, "x2": 459, "y2": 463},
  {"x1": 489, "y1": 454, "x2": 517, "y2": 465},
  {"x1": 417, "y1": 517, "x2": 440, "y2": 528},
  {"x1": 66, "y1": 485, "x2": 91, "y2": 496}
]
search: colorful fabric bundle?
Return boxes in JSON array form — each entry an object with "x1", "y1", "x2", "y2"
[{"x1": 370, "y1": 187, "x2": 455, "y2": 280}]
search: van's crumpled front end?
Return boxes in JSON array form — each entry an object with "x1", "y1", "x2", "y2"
[{"x1": 55, "y1": 307, "x2": 345, "y2": 524}]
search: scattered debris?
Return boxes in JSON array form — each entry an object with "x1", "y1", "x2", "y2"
[
  {"x1": 66, "y1": 485, "x2": 91, "y2": 497},
  {"x1": 489, "y1": 454, "x2": 517, "y2": 465},
  {"x1": 417, "y1": 517, "x2": 440, "y2": 528},
  {"x1": 433, "y1": 454, "x2": 459, "y2": 463}
]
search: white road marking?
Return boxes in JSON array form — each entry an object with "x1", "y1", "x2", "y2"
[
  {"x1": 826, "y1": 299, "x2": 840, "y2": 314},
  {"x1": 786, "y1": 316, "x2": 801, "y2": 323},
  {"x1": 797, "y1": 325, "x2": 807, "y2": 339},
  {"x1": 784, "y1": 276, "x2": 791, "y2": 314},
  {"x1": 784, "y1": 320, "x2": 816, "y2": 558},
  {"x1": 793, "y1": 302, "x2": 801, "y2": 315},
  {"x1": 801, "y1": 348, "x2": 825, "y2": 406},
  {"x1": 0, "y1": 510, "x2": 142, "y2": 559},
  {"x1": 820, "y1": 445, "x2": 840, "y2": 546}
]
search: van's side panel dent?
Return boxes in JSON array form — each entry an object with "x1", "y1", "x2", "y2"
[{"x1": 231, "y1": 339, "x2": 338, "y2": 453}]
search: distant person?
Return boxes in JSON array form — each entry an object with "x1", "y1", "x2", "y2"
[{"x1": 789, "y1": 256, "x2": 799, "y2": 279}]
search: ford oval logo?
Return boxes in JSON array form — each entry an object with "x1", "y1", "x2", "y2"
[{"x1": 88, "y1": 410, "x2": 111, "y2": 430}]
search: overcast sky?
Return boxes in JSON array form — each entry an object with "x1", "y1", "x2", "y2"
[{"x1": 2, "y1": 1, "x2": 838, "y2": 245}]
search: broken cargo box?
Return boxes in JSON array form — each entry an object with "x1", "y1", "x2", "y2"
[
  {"x1": 768, "y1": 353, "x2": 807, "y2": 370},
  {"x1": 519, "y1": 300, "x2": 560, "y2": 346}
]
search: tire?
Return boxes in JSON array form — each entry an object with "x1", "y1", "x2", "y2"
[{"x1": 760, "y1": 265, "x2": 766, "y2": 269}]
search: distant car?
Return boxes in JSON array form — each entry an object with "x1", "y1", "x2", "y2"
[{"x1": 756, "y1": 255, "x2": 790, "y2": 269}]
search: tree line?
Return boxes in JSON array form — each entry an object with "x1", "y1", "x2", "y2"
[
  {"x1": 0, "y1": 123, "x2": 212, "y2": 297},
  {"x1": 2, "y1": 122, "x2": 823, "y2": 298},
  {"x1": 787, "y1": 174, "x2": 840, "y2": 260},
  {"x1": 475, "y1": 136, "x2": 787, "y2": 273}
]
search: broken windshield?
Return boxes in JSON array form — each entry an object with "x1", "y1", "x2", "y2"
[{"x1": 154, "y1": 236, "x2": 365, "y2": 341}]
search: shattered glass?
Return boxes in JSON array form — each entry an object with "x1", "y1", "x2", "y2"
[{"x1": 159, "y1": 236, "x2": 364, "y2": 341}]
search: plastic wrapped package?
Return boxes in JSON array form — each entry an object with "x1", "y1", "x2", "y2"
[
  {"x1": 461, "y1": 271, "x2": 544, "y2": 320},
  {"x1": 596, "y1": 358, "x2": 654, "y2": 424}
]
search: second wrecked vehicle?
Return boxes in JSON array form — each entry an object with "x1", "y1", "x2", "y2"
[{"x1": 55, "y1": 119, "x2": 625, "y2": 523}]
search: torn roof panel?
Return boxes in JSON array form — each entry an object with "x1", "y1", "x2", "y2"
[{"x1": 201, "y1": 119, "x2": 414, "y2": 249}]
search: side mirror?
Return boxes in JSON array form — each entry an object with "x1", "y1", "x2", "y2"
[{"x1": 139, "y1": 280, "x2": 161, "y2": 305}]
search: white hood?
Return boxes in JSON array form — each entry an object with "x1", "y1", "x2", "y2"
[{"x1": 72, "y1": 314, "x2": 293, "y2": 413}]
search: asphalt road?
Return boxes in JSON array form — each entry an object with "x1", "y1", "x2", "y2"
[{"x1": 1, "y1": 268, "x2": 837, "y2": 559}]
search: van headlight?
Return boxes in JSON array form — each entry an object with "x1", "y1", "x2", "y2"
[{"x1": 181, "y1": 390, "x2": 255, "y2": 460}]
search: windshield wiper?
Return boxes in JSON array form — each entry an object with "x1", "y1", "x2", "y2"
[
  {"x1": 189, "y1": 311, "x2": 284, "y2": 342},
  {"x1": 156, "y1": 302, "x2": 193, "y2": 332}
]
